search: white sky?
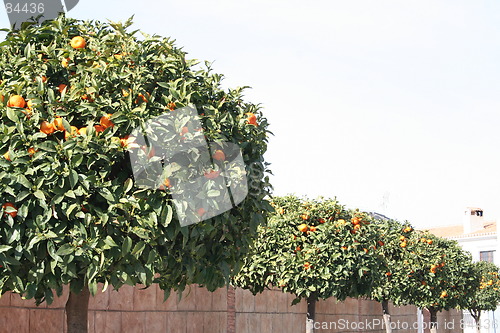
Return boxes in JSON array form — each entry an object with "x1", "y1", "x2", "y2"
[{"x1": 1, "y1": 0, "x2": 500, "y2": 228}]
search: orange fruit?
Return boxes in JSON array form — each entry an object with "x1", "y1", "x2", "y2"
[
  {"x1": 385, "y1": 272, "x2": 392, "y2": 276},
  {"x1": 399, "y1": 235, "x2": 406, "y2": 241},
  {"x1": 421, "y1": 238, "x2": 427, "y2": 243},
  {"x1": 78, "y1": 127, "x2": 87, "y2": 136},
  {"x1": 204, "y1": 170, "x2": 220, "y2": 179},
  {"x1": 70, "y1": 36, "x2": 86, "y2": 49},
  {"x1": 440, "y1": 291, "x2": 448, "y2": 298},
  {"x1": 135, "y1": 93, "x2": 148, "y2": 104},
  {"x1": 400, "y1": 241, "x2": 407, "y2": 248},
  {"x1": 301, "y1": 213, "x2": 310, "y2": 220},
  {"x1": 488, "y1": 280, "x2": 493, "y2": 286},
  {"x1": 100, "y1": 114, "x2": 114, "y2": 129},
  {"x1": 353, "y1": 224, "x2": 361, "y2": 231},
  {"x1": 303, "y1": 262, "x2": 311, "y2": 270},
  {"x1": 403, "y1": 226, "x2": 412, "y2": 232},
  {"x1": 427, "y1": 239, "x2": 433, "y2": 245},
  {"x1": 27, "y1": 147, "x2": 37, "y2": 156},
  {"x1": 245, "y1": 112, "x2": 258, "y2": 125},
  {"x1": 341, "y1": 246, "x2": 347, "y2": 250},
  {"x1": 40, "y1": 121, "x2": 55, "y2": 135},
  {"x1": 318, "y1": 218, "x2": 325, "y2": 224},
  {"x1": 309, "y1": 226, "x2": 317, "y2": 232},
  {"x1": 65, "y1": 126, "x2": 79, "y2": 140},
  {"x1": 122, "y1": 89, "x2": 130, "y2": 97},
  {"x1": 2, "y1": 203, "x2": 17, "y2": 218},
  {"x1": 297, "y1": 224, "x2": 308, "y2": 233},
  {"x1": 295, "y1": 246, "x2": 301, "y2": 252},
  {"x1": 3, "y1": 151, "x2": 11, "y2": 161},
  {"x1": 351, "y1": 217, "x2": 361, "y2": 225},
  {"x1": 378, "y1": 241, "x2": 384, "y2": 246},
  {"x1": 61, "y1": 58, "x2": 70, "y2": 68},
  {"x1": 212, "y1": 150, "x2": 225, "y2": 161},
  {"x1": 167, "y1": 102, "x2": 176, "y2": 111},
  {"x1": 53, "y1": 117, "x2": 65, "y2": 131},
  {"x1": 94, "y1": 125, "x2": 105, "y2": 133},
  {"x1": 7, "y1": 95, "x2": 26, "y2": 108},
  {"x1": 58, "y1": 84, "x2": 67, "y2": 94}
]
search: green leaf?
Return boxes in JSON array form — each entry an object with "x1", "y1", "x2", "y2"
[
  {"x1": 56, "y1": 244, "x2": 74, "y2": 256},
  {"x1": 6, "y1": 108, "x2": 19, "y2": 122},
  {"x1": 124, "y1": 178, "x2": 133, "y2": 194}
]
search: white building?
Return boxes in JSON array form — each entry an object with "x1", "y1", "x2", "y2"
[{"x1": 428, "y1": 207, "x2": 498, "y2": 333}]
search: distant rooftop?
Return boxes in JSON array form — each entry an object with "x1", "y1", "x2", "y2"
[{"x1": 426, "y1": 221, "x2": 497, "y2": 239}]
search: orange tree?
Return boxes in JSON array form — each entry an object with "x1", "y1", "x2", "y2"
[
  {"x1": 398, "y1": 231, "x2": 477, "y2": 333},
  {"x1": 0, "y1": 15, "x2": 272, "y2": 332},
  {"x1": 457, "y1": 260, "x2": 500, "y2": 333},
  {"x1": 370, "y1": 218, "x2": 415, "y2": 333},
  {"x1": 233, "y1": 195, "x2": 383, "y2": 333}
]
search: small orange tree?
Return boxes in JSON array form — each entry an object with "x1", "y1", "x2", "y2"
[
  {"x1": 370, "y1": 218, "x2": 414, "y2": 333},
  {"x1": 234, "y1": 195, "x2": 383, "y2": 333},
  {"x1": 0, "y1": 15, "x2": 272, "y2": 332},
  {"x1": 458, "y1": 261, "x2": 500, "y2": 333},
  {"x1": 399, "y1": 231, "x2": 477, "y2": 333}
]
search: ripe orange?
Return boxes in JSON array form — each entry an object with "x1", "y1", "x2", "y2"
[
  {"x1": 61, "y1": 58, "x2": 70, "y2": 68},
  {"x1": 303, "y1": 262, "x2": 311, "y2": 270},
  {"x1": 100, "y1": 114, "x2": 114, "y2": 129},
  {"x1": 58, "y1": 84, "x2": 67, "y2": 94},
  {"x1": 351, "y1": 217, "x2": 361, "y2": 225},
  {"x1": 399, "y1": 235, "x2": 406, "y2": 241},
  {"x1": 204, "y1": 170, "x2": 220, "y2": 179},
  {"x1": 430, "y1": 265, "x2": 438, "y2": 273},
  {"x1": 341, "y1": 246, "x2": 348, "y2": 250},
  {"x1": 65, "y1": 126, "x2": 79, "y2": 140},
  {"x1": 309, "y1": 226, "x2": 317, "y2": 232},
  {"x1": 245, "y1": 112, "x2": 258, "y2": 125},
  {"x1": 385, "y1": 272, "x2": 392, "y2": 276},
  {"x1": 135, "y1": 93, "x2": 148, "y2": 104},
  {"x1": 213, "y1": 150, "x2": 225, "y2": 161},
  {"x1": 318, "y1": 218, "x2": 325, "y2": 223},
  {"x1": 27, "y1": 147, "x2": 37, "y2": 156},
  {"x1": 70, "y1": 36, "x2": 86, "y2": 49},
  {"x1": 295, "y1": 246, "x2": 301, "y2": 252},
  {"x1": 421, "y1": 238, "x2": 427, "y2": 243},
  {"x1": 440, "y1": 291, "x2": 448, "y2": 298},
  {"x1": 167, "y1": 102, "x2": 176, "y2": 111},
  {"x1": 301, "y1": 213, "x2": 310, "y2": 220},
  {"x1": 297, "y1": 224, "x2": 308, "y2": 233},
  {"x1": 363, "y1": 248, "x2": 369, "y2": 253},
  {"x1": 2, "y1": 203, "x2": 17, "y2": 218},
  {"x1": 7, "y1": 95, "x2": 26, "y2": 108},
  {"x1": 427, "y1": 239, "x2": 433, "y2": 245},
  {"x1": 94, "y1": 125, "x2": 105, "y2": 133},
  {"x1": 53, "y1": 117, "x2": 65, "y2": 131},
  {"x1": 3, "y1": 151, "x2": 10, "y2": 161},
  {"x1": 400, "y1": 241, "x2": 407, "y2": 248},
  {"x1": 378, "y1": 241, "x2": 385, "y2": 246},
  {"x1": 40, "y1": 121, "x2": 55, "y2": 135},
  {"x1": 353, "y1": 224, "x2": 361, "y2": 231}
]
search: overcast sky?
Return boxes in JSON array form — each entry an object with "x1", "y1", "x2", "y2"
[{"x1": 1, "y1": 1, "x2": 500, "y2": 228}]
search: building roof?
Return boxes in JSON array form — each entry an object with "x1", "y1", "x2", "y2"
[{"x1": 426, "y1": 221, "x2": 497, "y2": 239}]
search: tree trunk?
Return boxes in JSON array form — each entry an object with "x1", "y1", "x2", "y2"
[
  {"x1": 382, "y1": 299, "x2": 392, "y2": 333},
  {"x1": 306, "y1": 295, "x2": 316, "y2": 333},
  {"x1": 428, "y1": 307, "x2": 438, "y2": 333},
  {"x1": 66, "y1": 288, "x2": 90, "y2": 333},
  {"x1": 470, "y1": 309, "x2": 481, "y2": 333}
]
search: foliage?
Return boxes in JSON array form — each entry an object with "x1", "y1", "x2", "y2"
[
  {"x1": 0, "y1": 15, "x2": 272, "y2": 304},
  {"x1": 458, "y1": 261, "x2": 500, "y2": 319},
  {"x1": 397, "y1": 231, "x2": 477, "y2": 311},
  {"x1": 370, "y1": 218, "x2": 414, "y2": 305},
  {"x1": 233, "y1": 195, "x2": 383, "y2": 304}
]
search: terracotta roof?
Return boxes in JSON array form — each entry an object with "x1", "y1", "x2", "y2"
[{"x1": 425, "y1": 221, "x2": 497, "y2": 239}]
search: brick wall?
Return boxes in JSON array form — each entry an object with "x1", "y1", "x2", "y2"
[{"x1": 0, "y1": 285, "x2": 462, "y2": 333}]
